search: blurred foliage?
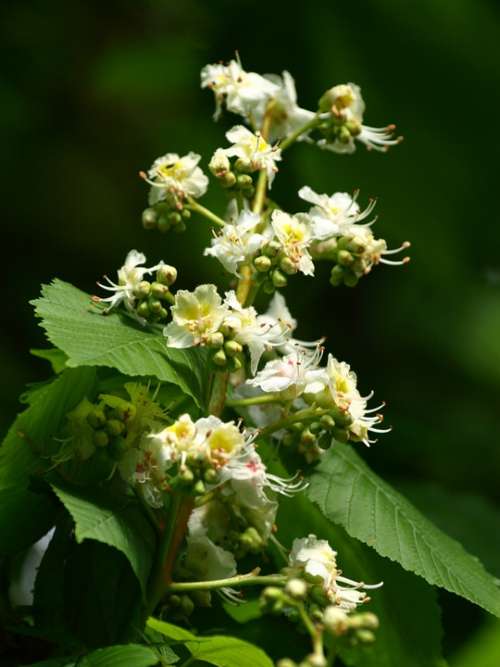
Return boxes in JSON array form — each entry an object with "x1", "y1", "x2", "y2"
[{"x1": 1, "y1": 0, "x2": 500, "y2": 661}]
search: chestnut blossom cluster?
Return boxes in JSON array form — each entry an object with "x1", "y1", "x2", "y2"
[{"x1": 88, "y1": 58, "x2": 410, "y2": 662}]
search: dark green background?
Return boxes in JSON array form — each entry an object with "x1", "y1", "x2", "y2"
[{"x1": 2, "y1": 0, "x2": 500, "y2": 662}]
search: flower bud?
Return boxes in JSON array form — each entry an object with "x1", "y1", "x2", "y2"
[
  {"x1": 240, "y1": 526, "x2": 264, "y2": 551},
  {"x1": 209, "y1": 149, "x2": 231, "y2": 176},
  {"x1": 221, "y1": 172, "x2": 237, "y2": 188},
  {"x1": 262, "y1": 280, "x2": 275, "y2": 295},
  {"x1": 207, "y1": 332, "x2": 225, "y2": 348},
  {"x1": 180, "y1": 468, "x2": 194, "y2": 483},
  {"x1": 277, "y1": 660, "x2": 297, "y2": 667},
  {"x1": 148, "y1": 298, "x2": 163, "y2": 315},
  {"x1": 136, "y1": 301, "x2": 150, "y2": 319},
  {"x1": 106, "y1": 419, "x2": 125, "y2": 437},
  {"x1": 356, "y1": 629, "x2": 376, "y2": 644},
  {"x1": 180, "y1": 595, "x2": 195, "y2": 616},
  {"x1": 157, "y1": 217, "x2": 171, "y2": 234},
  {"x1": 323, "y1": 606, "x2": 349, "y2": 635},
  {"x1": 329, "y1": 265, "x2": 344, "y2": 287},
  {"x1": 93, "y1": 430, "x2": 109, "y2": 448},
  {"x1": 300, "y1": 429, "x2": 316, "y2": 446},
  {"x1": 262, "y1": 586, "x2": 283, "y2": 601},
  {"x1": 224, "y1": 340, "x2": 243, "y2": 357},
  {"x1": 332, "y1": 427, "x2": 349, "y2": 443},
  {"x1": 338, "y1": 250, "x2": 354, "y2": 267},
  {"x1": 157, "y1": 264, "x2": 178, "y2": 286},
  {"x1": 234, "y1": 158, "x2": 252, "y2": 173},
  {"x1": 182, "y1": 208, "x2": 191, "y2": 220},
  {"x1": 285, "y1": 578, "x2": 308, "y2": 599},
  {"x1": 173, "y1": 221, "x2": 187, "y2": 233},
  {"x1": 133, "y1": 280, "x2": 151, "y2": 299},
  {"x1": 194, "y1": 480, "x2": 206, "y2": 495},
  {"x1": 169, "y1": 212, "x2": 182, "y2": 226},
  {"x1": 254, "y1": 255, "x2": 272, "y2": 273},
  {"x1": 212, "y1": 349, "x2": 227, "y2": 367},
  {"x1": 343, "y1": 271, "x2": 359, "y2": 288},
  {"x1": 262, "y1": 240, "x2": 282, "y2": 257},
  {"x1": 204, "y1": 468, "x2": 218, "y2": 483},
  {"x1": 279, "y1": 257, "x2": 297, "y2": 275},
  {"x1": 320, "y1": 414, "x2": 335, "y2": 429},
  {"x1": 151, "y1": 282, "x2": 170, "y2": 300},
  {"x1": 236, "y1": 174, "x2": 254, "y2": 189},
  {"x1": 142, "y1": 207, "x2": 158, "y2": 230},
  {"x1": 87, "y1": 408, "x2": 106, "y2": 429},
  {"x1": 272, "y1": 270, "x2": 288, "y2": 288}
]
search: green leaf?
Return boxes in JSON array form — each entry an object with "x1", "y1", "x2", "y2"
[
  {"x1": 30, "y1": 347, "x2": 68, "y2": 373},
  {"x1": 32, "y1": 280, "x2": 209, "y2": 407},
  {"x1": 451, "y1": 619, "x2": 500, "y2": 667},
  {"x1": 308, "y1": 443, "x2": 500, "y2": 617},
  {"x1": 50, "y1": 481, "x2": 156, "y2": 596},
  {"x1": 80, "y1": 644, "x2": 159, "y2": 667},
  {"x1": 0, "y1": 366, "x2": 96, "y2": 490},
  {"x1": 0, "y1": 487, "x2": 57, "y2": 556},
  {"x1": 147, "y1": 618, "x2": 274, "y2": 667},
  {"x1": 276, "y1": 483, "x2": 444, "y2": 667}
]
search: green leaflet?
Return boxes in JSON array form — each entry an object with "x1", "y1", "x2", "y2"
[
  {"x1": 30, "y1": 347, "x2": 68, "y2": 374},
  {"x1": 31, "y1": 280, "x2": 210, "y2": 408},
  {"x1": 264, "y1": 446, "x2": 444, "y2": 667},
  {"x1": 50, "y1": 481, "x2": 156, "y2": 597},
  {"x1": 24, "y1": 644, "x2": 160, "y2": 667},
  {"x1": 307, "y1": 443, "x2": 500, "y2": 617},
  {"x1": 0, "y1": 366, "x2": 97, "y2": 489},
  {"x1": 147, "y1": 618, "x2": 274, "y2": 667}
]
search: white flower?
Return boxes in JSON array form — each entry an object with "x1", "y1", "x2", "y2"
[
  {"x1": 345, "y1": 225, "x2": 410, "y2": 268},
  {"x1": 204, "y1": 210, "x2": 271, "y2": 276},
  {"x1": 299, "y1": 186, "x2": 376, "y2": 241},
  {"x1": 97, "y1": 250, "x2": 160, "y2": 320},
  {"x1": 222, "y1": 125, "x2": 281, "y2": 187},
  {"x1": 223, "y1": 291, "x2": 286, "y2": 374},
  {"x1": 247, "y1": 346, "x2": 323, "y2": 396},
  {"x1": 304, "y1": 354, "x2": 389, "y2": 446},
  {"x1": 201, "y1": 59, "x2": 278, "y2": 121},
  {"x1": 195, "y1": 415, "x2": 249, "y2": 466},
  {"x1": 256, "y1": 292, "x2": 297, "y2": 343},
  {"x1": 319, "y1": 83, "x2": 400, "y2": 154},
  {"x1": 184, "y1": 535, "x2": 237, "y2": 581},
  {"x1": 145, "y1": 152, "x2": 208, "y2": 205},
  {"x1": 290, "y1": 534, "x2": 382, "y2": 610},
  {"x1": 271, "y1": 210, "x2": 315, "y2": 276},
  {"x1": 164, "y1": 284, "x2": 227, "y2": 348},
  {"x1": 218, "y1": 444, "x2": 306, "y2": 503},
  {"x1": 209, "y1": 148, "x2": 231, "y2": 177},
  {"x1": 253, "y1": 71, "x2": 315, "y2": 142},
  {"x1": 119, "y1": 433, "x2": 172, "y2": 507}
]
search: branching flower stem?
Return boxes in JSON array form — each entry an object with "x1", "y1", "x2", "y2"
[
  {"x1": 226, "y1": 393, "x2": 284, "y2": 408},
  {"x1": 186, "y1": 196, "x2": 225, "y2": 227},
  {"x1": 167, "y1": 571, "x2": 287, "y2": 593},
  {"x1": 279, "y1": 114, "x2": 322, "y2": 151},
  {"x1": 258, "y1": 405, "x2": 330, "y2": 438}
]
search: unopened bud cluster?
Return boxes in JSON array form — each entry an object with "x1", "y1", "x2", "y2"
[
  {"x1": 130, "y1": 264, "x2": 177, "y2": 324},
  {"x1": 209, "y1": 148, "x2": 255, "y2": 199},
  {"x1": 142, "y1": 201, "x2": 191, "y2": 234}
]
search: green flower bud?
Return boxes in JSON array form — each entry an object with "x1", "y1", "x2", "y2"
[
  {"x1": 236, "y1": 174, "x2": 253, "y2": 188},
  {"x1": 133, "y1": 280, "x2": 151, "y2": 299},
  {"x1": 173, "y1": 221, "x2": 187, "y2": 234},
  {"x1": 240, "y1": 526, "x2": 264, "y2": 551},
  {"x1": 234, "y1": 158, "x2": 252, "y2": 173},
  {"x1": 345, "y1": 119, "x2": 362, "y2": 136},
  {"x1": 329, "y1": 265, "x2": 344, "y2": 287},
  {"x1": 285, "y1": 578, "x2": 308, "y2": 599},
  {"x1": 136, "y1": 301, "x2": 150, "y2": 319},
  {"x1": 194, "y1": 480, "x2": 205, "y2": 495},
  {"x1": 206, "y1": 332, "x2": 224, "y2": 348},
  {"x1": 338, "y1": 250, "x2": 354, "y2": 267},
  {"x1": 291, "y1": 422, "x2": 304, "y2": 433},
  {"x1": 151, "y1": 282, "x2": 169, "y2": 300},
  {"x1": 309, "y1": 421, "x2": 322, "y2": 434},
  {"x1": 158, "y1": 307, "x2": 168, "y2": 320},
  {"x1": 229, "y1": 355, "x2": 243, "y2": 372},
  {"x1": 182, "y1": 208, "x2": 191, "y2": 220},
  {"x1": 169, "y1": 594, "x2": 181, "y2": 608},
  {"x1": 279, "y1": 256, "x2": 297, "y2": 275},
  {"x1": 338, "y1": 125, "x2": 352, "y2": 143},
  {"x1": 277, "y1": 660, "x2": 297, "y2": 667},
  {"x1": 224, "y1": 340, "x2": 243, "y2": 357},
  {"x1": 157, "y1": 217, "x2": 170, "y2": 234},
  {"x1": 221, "y1": 171, "x2": 237, "y2": 188},
  {"x1": 180, "y1": 595, "x2": 195, "y2": 616},
  {"x1": 157, "y1": 264, "x2": 178, "y2": 286},
  {"x1": 356, "y1": 629, "x2": 376, "y2": 644},
  {"x1": 320, "y1": 414, "x2": 335, "y2": 429},
  {"x1": 169, "y1": 212, "x2": 182, "y2": 226},
  {"x1": 343, "y1": 271, "x2": 359, "y2": 287},
  {"x1": 253, "y1": 255, "x2": 272, "y2": 273},
  {"x1": 272, "y1": 269, "x2": 288, "y2": 288},
  {"x1": 212, "y1": 349, "x2": 227, "y2": 367},
  {"x1": 204, "y1": 468, "x2": 218, "y2": 483},
  {"x1": 332, "y1": 427, "x2": 349, "y2": 443},
  {"x1": 148, "y1": 298, "x2": 163, "y2": 315},
  {"x1": 180, "y1": 468, "x2": 194, "y2": 483},
  {"x1": 87, "y1": 408, "x2": 106, "y2": 429},
  {"x1": 93, "y1": 430, "x2": 109, "y2": 448},
  {"x1": 262, "y1": 586, "x2": 283, "y2": 601},
  {"x1": 262, "y1": 240, "x2": 281, "y2": 257},
  {"x1": 142, "y1": 207, "x2": 158, "y2": 230},
  {"x1": 106, "y1": 419, "x2": 125, "y2": 437},
  {"x1": 300, "y1": 429, "x2": 316, "y2": 446}
]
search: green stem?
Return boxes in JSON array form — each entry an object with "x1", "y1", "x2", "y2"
[
  {"x1": 186, "y1": 197, "x2": 225, "y2": 227},
  {"x1": 252, "y1": 169, "x2": 267, "y2": 214},
  {"x1": 207, "y1": 371, "x2": 229, "y2": 416},
  {"x1": 258, "y1": 406, "x2": 329, "y2": 437},
  {"x1": 167, "y1": 573, "x2": 287, "y2": 593},
  {"x1": 226, "y1": 393, "x2": 284, "y2": 408},
  {"x1": 147, "y1": 493, "x2": 183, "y2": 615},
  {"x1": 279, "y1": 115, "x2": 321, "y2": 151}
]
